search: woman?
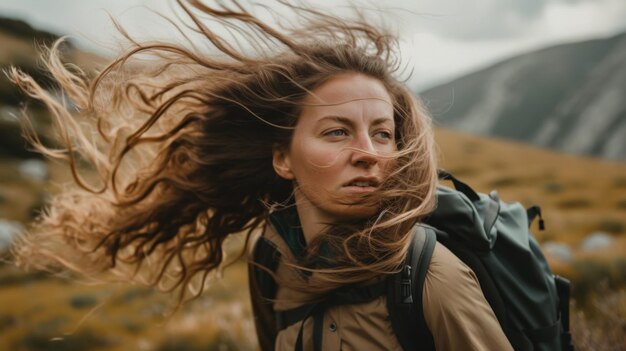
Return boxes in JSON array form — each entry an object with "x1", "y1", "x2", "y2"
[{"x1": 9, "y1": 1, "x2": 513, "y2": 350}]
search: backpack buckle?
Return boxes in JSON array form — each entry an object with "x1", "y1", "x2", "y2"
[{"x1": 401, "y1": 265, "x2": 413, "y2": 304}]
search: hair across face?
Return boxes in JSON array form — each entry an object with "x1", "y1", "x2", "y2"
[{"x1": 273, "y1": 73, "x2": 397, "y2": 224}]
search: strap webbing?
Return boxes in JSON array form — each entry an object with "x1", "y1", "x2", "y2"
[
  {"x1": 555, "y1": 275, "x2": 575, "y2": 351},
  {"x1": 294, "y1": 304, "x2": 319, "y2": 351},
  {"x1": 276, "y1": 279, "x2": 387, "y2": 330},
  {"x1": 411, "y1": 227, "x2": 437, "y2": 350},
  {"x1": 484, "y1": 191, "x2": 501, "y2": 237},
  {"x1": 313, "y1": 309, "x2": 324, "y2": 351},
  {"x1": 386, "y1": 226, "x2": 437, "y2": 351},
  {"x1": 254, "y1": 238, "x2": 281, "y2": 302},
  {"x1": 288, "y1": 279, "x2": 389, "y2": 351},
  {"x1": 438, "y1": 169, "x2": 480, "y2": 202},
  {"x1": 276, "y1": 304, "x2": 312, "y2": 330},
  {"x1": 527, "y1": 205, "x2": 546, "y2": 230}
]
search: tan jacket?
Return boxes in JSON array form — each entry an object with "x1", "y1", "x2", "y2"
[{"x1": 248, "y1": 224, "x2": 514, "y2": 351}]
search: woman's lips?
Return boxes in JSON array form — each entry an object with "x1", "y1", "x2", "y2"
[
  {"x1": 341, "y1": 185, "x2": 378, "y2": 193},
  {"x1": 343, "y1": 177, "x2": 381, "y2": 188}
]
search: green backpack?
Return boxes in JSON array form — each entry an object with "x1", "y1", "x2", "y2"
[{"x1": 251, "y1": 171, "x2": 574, "y2": 351}]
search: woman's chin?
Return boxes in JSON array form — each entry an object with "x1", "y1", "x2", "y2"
[{"x1": 328, "y1": 203, "x2": 379, "y2": 221}]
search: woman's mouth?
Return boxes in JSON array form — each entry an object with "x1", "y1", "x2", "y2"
[
  {"x1": 346, "y1": 181, "x2": 377, "y2": 187},
  {"x1": 342, "y1": 177, "x2": 381, "y2": 192}
]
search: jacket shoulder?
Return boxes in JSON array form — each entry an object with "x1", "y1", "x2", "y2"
[{"x1": 422, "y1": 242, "x2": 513, "y2": 351}]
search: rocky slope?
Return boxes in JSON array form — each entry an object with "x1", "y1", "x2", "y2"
[{"x1": 420, "y1": 32, "x2": 626, "y2": 161}]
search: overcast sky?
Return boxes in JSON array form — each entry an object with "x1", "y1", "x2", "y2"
[{"x1": 1, "y1": 0, "x2": 625, "y2": 91}]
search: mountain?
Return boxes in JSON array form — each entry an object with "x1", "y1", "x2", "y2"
[{"x1": 420, "y1": 32, "x2": 626, "y2": 161}]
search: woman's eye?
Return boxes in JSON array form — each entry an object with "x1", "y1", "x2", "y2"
[
  {"x1": 325, "y1": 129, "x2": 347, "y2": 137},
  {"x1": 375, "y1": 131, "x2": 392, "y2": 139}
]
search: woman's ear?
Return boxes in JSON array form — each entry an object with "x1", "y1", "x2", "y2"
[{"x1": 272, "y1": 146, "x2": 295, "y2": 180}]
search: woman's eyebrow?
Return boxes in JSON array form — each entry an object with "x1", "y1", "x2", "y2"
[
  {"x1": 316, "y1": 115, "x2": 393, "y2": 126},
  {"x1": 371, "y1": 117, "x2": 394, "y2": 126}
]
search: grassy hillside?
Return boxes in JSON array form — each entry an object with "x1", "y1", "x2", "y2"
[{"x1": 1, "y1": 127, "x2": 625, "y2": 350}]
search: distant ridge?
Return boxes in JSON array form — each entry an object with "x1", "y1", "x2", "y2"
[
  {"x1": 0, "y1": 17, "x2": 62, "y2": 45},
  {"x1": 420, "y1": 32, "x2": 626, "y2": 161}
]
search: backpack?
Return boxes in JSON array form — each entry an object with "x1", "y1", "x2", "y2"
[{"x1": 251, "y1": 170, "x2": 575, "y2": 351}]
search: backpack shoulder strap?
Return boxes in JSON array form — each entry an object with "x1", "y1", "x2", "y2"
[
  {"x1": 253, "y1": 236, "x2": 281, "y2": 300},
  {"x1": 412, "y1": 226, "x2": 438, "y2": 349},
  {"x1": 249, "y1": 234, "x2": 281, "y2": 351},
  {"x1": 386, "y1": 225, "x2": 437, "y2": 351}
]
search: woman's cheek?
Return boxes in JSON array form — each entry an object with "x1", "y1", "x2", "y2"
[{"x1": 305, "y1": 142, "x2": 344, "y2": 172}]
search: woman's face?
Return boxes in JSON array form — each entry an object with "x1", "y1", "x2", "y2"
[{"x1": 273, "y1": 73, "x2": 397, "y2": 223}]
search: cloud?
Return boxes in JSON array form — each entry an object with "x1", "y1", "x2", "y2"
[
  {"x1": 399, "y1": 0, "x2": 626, "y2": 90},
  {"x1": 367, "y1": 0, "x2": 624, "y2": 41},
  {"x1": 1, "y1": 0, "x2": 624, "y2": 90},
  {"x1": 377, "y1": 0, "x2": 552, "y2": 40},
  {"x1": 534, "y1": 0, "x2": 626, "y2": 40}
]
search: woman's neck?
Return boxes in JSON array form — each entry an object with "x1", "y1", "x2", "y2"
[
  {"x1": 295, "y1": 205, "x2": 332, "y2": 244},
  {"x1": 293, "y1": 190, "x2": 336, "y2": 244}
]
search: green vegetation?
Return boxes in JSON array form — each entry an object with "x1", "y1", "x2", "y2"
[
  {"x1": 544, "y1": 182, "x2": 565, "y2": 194},
  {"x1": 597, "y1": 220, "x2": 625, "y2": 234},
  {"x1": 614, "y1": 177, "x2": 626, "y2": 188},
  {"x1": 488, "y1": 176, "x2": 523, "y2": 188},
  {"x1": 18, "y1": 328, "x2": 116, "y2": 351},
  {"x1": 557, "y1": 198, "x2": 593, "y2": 209}
]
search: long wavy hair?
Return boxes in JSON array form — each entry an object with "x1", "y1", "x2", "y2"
[{"x1": 8, "y1": 0, "x2": 438, "y2": 302}]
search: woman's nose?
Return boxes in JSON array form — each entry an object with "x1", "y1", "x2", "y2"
[{"x1": 350, "y1": 133, "x2": 378, "y2": 167}]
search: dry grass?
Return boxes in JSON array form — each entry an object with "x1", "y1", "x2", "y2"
[
  {"x1": 571, "y1": 284, "x2": 626, "y2": 351},
  {"x1": 0, "y1": 260, "x2": 256, "y2": 351}
]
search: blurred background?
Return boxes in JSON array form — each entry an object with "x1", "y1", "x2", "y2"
[{"x1": 0, "y1": 0, "x2": 625, "y2": 350}]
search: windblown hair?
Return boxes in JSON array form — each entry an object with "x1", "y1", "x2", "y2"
[{"x1": 8, "y1": 0, "x2": 438, "y2": 302}]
